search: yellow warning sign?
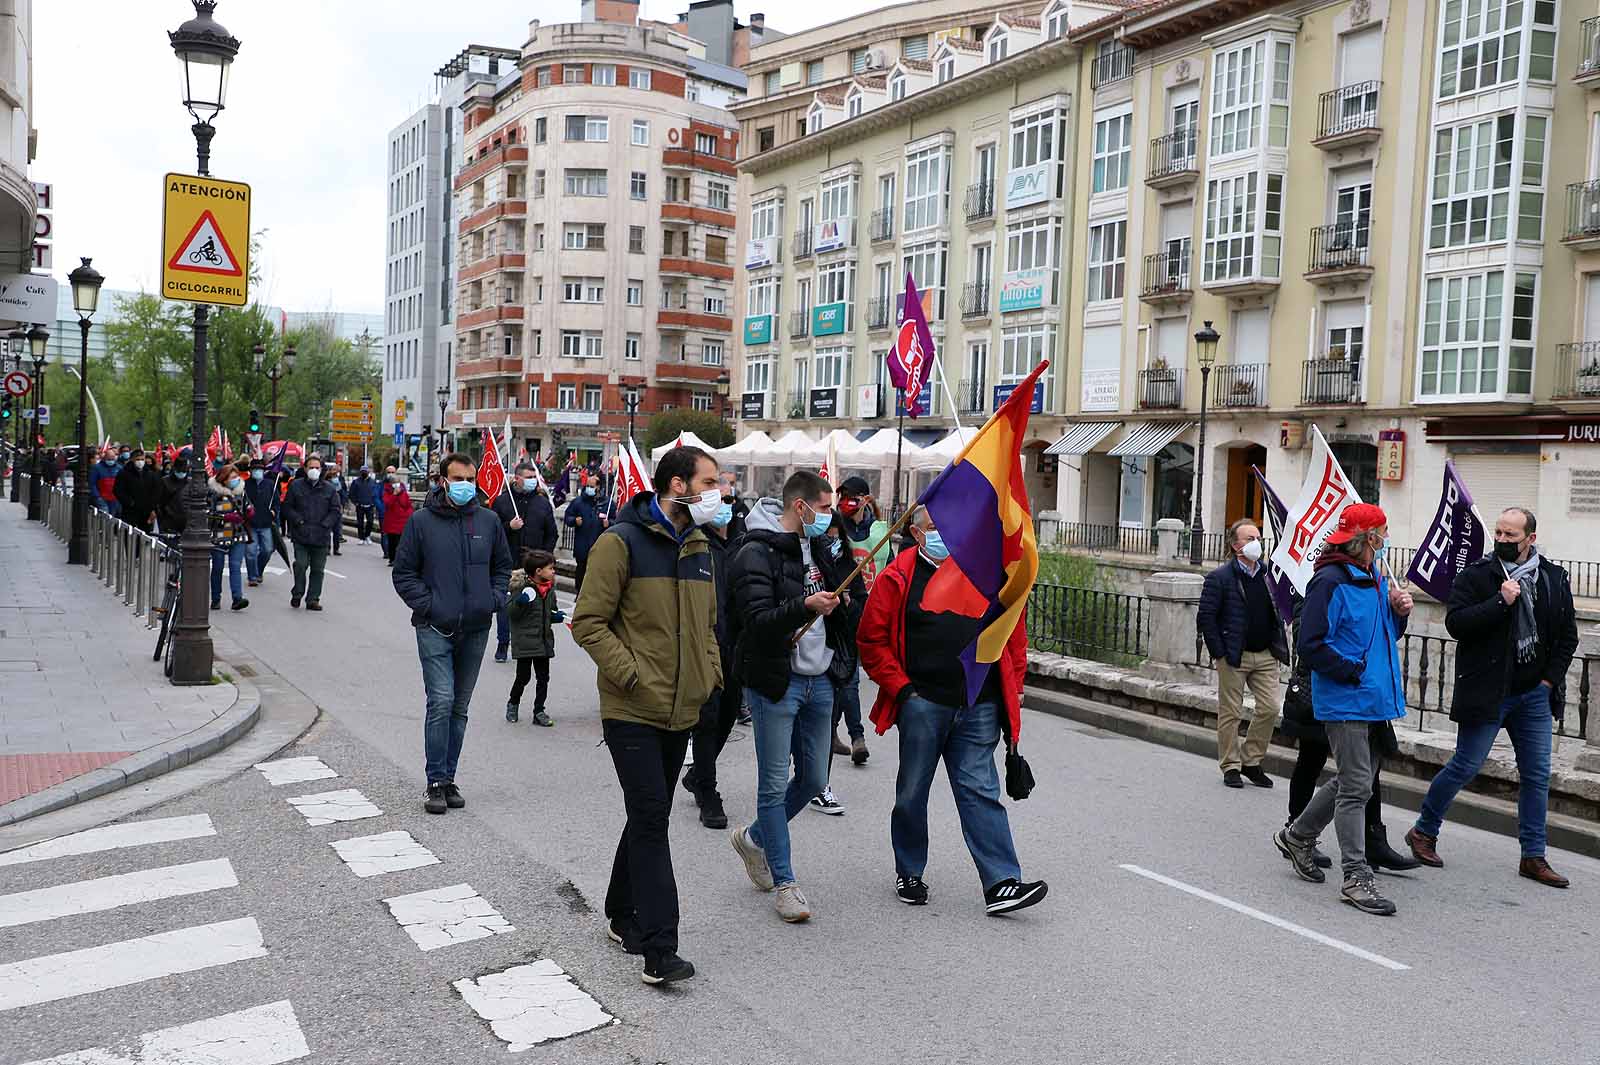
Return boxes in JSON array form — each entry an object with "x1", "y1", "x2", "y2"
[{"x1": 161, "y1": 173, "x2": 250, "y2": 307}]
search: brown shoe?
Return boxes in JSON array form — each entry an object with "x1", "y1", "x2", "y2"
[
  {"x1": 831, "y1": 731, "x2": 850, "y2": 757},
  {"x1": 1519, "y1": 856, "x2": 1570, "y2": 889},
  {"x1": 1404, "y1": 827, "x2": 1443, "y2": 868}
]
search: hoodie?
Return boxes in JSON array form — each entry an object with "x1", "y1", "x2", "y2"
[{"x1": 743, "y1": 497, "x2": 833, "y2": 678}]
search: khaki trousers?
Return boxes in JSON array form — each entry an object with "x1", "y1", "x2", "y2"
[{"x1": 1215, "y1": 649, "x2": 1280, "y2": 772}]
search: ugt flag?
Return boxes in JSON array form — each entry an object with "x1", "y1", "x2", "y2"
[
  {"x1": 1269, "y1": 424, "x2": 1362, "y2": 595},
  {"x1": 1249, "y1": 465, "x2": 1298, "y2": 621},
  {"x1": 477, "y1": 425, "x2": 507, "y2": 502},
  {"x1": 1406, "y1": 459, "x2": 1484, "y2": 601},
  {"x1": 916, "y1": 359, "x2": 1047, "y2": 706},
  {"x1": 888, "y1": 272, "x2": 934, "y2": 418}
]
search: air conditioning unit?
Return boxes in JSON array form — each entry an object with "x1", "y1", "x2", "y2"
[{"x1": 864, "y1": 49, "x2": 887, "y2": 69}]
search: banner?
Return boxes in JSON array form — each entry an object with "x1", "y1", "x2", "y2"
[
  {"x1": 477, "y1": 425, "x2": 507, "y2": 502},
  {"x1": 888, "y1": 272, "x2": 934, "y2": 418},
  {"x1": 1250, "y1": 465, "x2": 1298, "y2": 621},
  {"x1": 1269, "y1": 425, "x2": 1362, "y2": 595},
  {"x1": 1405, "y1": 459, "x2": 1485, "y2": 601}
]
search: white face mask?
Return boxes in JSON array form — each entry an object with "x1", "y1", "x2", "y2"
[
  {"x1": 1241, "y1": 539, "x2": 1263, "y2": 562},
  {"x1": 671, "y1": 487, "x2": 722, "y2": 525},
  {"x1": 133, "y1": 460, "x2": 145, "y2": 470},
  {"x1": 306, "y1": 467, "x2": 322, "y2": 482}
]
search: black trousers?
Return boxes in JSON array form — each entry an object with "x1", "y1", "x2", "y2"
[
  {"x1": 509, "y1": 655, "x2": 550, "y2": 708},
  {"x1": 574, "y1": 556, "x2": 588, "y2": 595},
  {"x1": 383, "y1": 532, "x2": 401, "y2": 560},
  {"x1": 603, "y1": 719, "x2": 690, "y2": 957},
  {"x1": 683, "y1": 681, "x2": 742, "y2": 797},
  {"x1": 355, "y1": 505, "x2": 375, "y2": 540},
  {"x1": 1289, "y1": 735, "x2": 1384, "y2": 829}
]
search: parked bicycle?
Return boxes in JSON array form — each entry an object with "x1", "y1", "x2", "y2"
[{"x1": 151, "y1": 534, "x2": 182, "y2": 677}]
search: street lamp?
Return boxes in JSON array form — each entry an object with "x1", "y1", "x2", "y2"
[
  {"x1": 623, "y1": 389, "x2": 641, "y2": 445},
  {"x1": 255, "y1": 341, "x2": 294, "y2": 441},
  {"x1": 24, "y1": 324, "x2": 48, "y2": 521},
  {"x1": 715, "y1": 372, "x2": 730, "y2": 422},
  {"x1": 1188, "y1": 319, "x2": 1220, "y2": 566},
  {"x1": 67, "y1": 257, "x2": 104, "y2": 565},
  {"x1": 7, "y1": 328, "x2": 23, "y2": 503},
  {"x1": 168, "y1": 0, "x2": 240, "y2": 686},
  {"x1": 436, "y1": 384, "x2": 450, "y2": 460}
]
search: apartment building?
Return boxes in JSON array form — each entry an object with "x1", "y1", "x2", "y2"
[
  {"x1": 448, "y1": 18, "x2": 745, "y2": 464},
  {"x1": 0, "y1": 0, "x2": 35, "y2": 280}
]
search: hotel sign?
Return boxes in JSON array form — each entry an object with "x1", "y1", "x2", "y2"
[{"x1": 1005, "y1": 162, "x2": 1053, "y2": 209}]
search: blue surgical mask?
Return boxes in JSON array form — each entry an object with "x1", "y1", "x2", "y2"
[
  {"x1": 228, "y1": 477, "x2": 243, "y2": 490},
  {"x1": 1372, "y1": 536, "x2": 1389, "y2": 561},
  {"x1": 251, "y1": 469, "x2": 264, "y2": 481},
  {"x1": 920, "y1": 530, "x2": 950, "y2": 562},
  {"x1": 175, "y1": 472, "x2": 188, "y2": 481},
  {"x1": 584, "y1": 486, "x2": 595, "y2": 498},
  {"x1": 800, "y1": 502, "x2": 832, "y2": 539},
  {"x1": 447, "y1": 480, "x2": 477, "y2": 506},
  {"x1": 523, "y1": 478, "x2": 539, "y2": 492},
  {"x1": 710, "y1": 502, "x2": 733, "y2": 528}
]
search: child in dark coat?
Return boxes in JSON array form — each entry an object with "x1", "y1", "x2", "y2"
[{"x1": 506, "y1": 548, "x2": 564, "y2": 726}]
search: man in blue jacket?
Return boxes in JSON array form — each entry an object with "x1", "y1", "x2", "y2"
[
  {"x1": 564, "y1": 482, "x2": 606, "y2": 594},
  {"x1": 349, "y1": 467, "x2": 380, "y2": 543},
  {"x1": 242, "y1": 460, "x2": 279, "y2": 586},
  {"x1": 1274, "y1": 503, "x2": 1412, "y2": 916}
]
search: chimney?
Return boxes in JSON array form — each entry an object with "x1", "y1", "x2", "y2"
[{"x1": 751, "y1": 12, "x2": 765, "y2": 31}]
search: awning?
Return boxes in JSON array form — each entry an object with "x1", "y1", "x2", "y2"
[
  {"x1": 1108, "y1": 420, "x2": 1195, "y2": 457},
  {"x1": 1045, "y1": 421, "x2": 1120, "y2": 456},
  {"x1": 903, "y1": 428, "x2": 946, "y2": 446}
]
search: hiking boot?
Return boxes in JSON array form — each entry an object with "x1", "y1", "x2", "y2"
[
  {"x1": 774, "y1": 884, "x2": 812, "y2": 923},
  {"x1": 697, "y1": 790, "x2": 728, "y2": 830},
  {"x1": 1340, "y1": 867, "x2": 1397, "y2": 915},
  {"x1": 851, "y1": 737, "x2": 869, "y2": 765},
  {"x1": 533, "y1": 710, "x2": 553, "y2": 727},
  {"x1": 424, "y1": 783, "x2": 448, "y2": 815},
  {"x1": 984, "y1": 877, "x2": 1048, "y2": 915},
  {"x1": 831, "y1": 730, "x2": 850, "y2": 756},
  {"x1": 896, "y1": 875, "x2": 929, "y2": 905},
  {"x1": 606, "y1": 916, "x2": 642, "y2": 955},
  {"x1": 641, "y1": 951, "x2": 694, "y2": 985},
  {"x1": 1241, "y1": 765, "x2": 1273, "y2": 788},
  {"x1": 505, "y1": 701, "x2": 519, "y2": 723},
  {"x1": 1519, "y1": 856, "x2": 1570, "y2": 889},
  {"x1": 442, "y1": 782, "x2": 466, "y2": 809},
  {"x1": 730, "y1": 826, "x2": 774, "y2": 892},
  {"x1": 1274, "y1": 827, "x2": 1327, "y2": 883},
  {"x1": 1405, "y1": 827, "x2": 1443, "y2": 867},
  {"x1": 808, "y1": 786, "x2": 845, "y2": 815},
  {"x1": 1223, "y1": 769, "x2": 1244, "y2": 788},
  {"x1": 494, "y1": 644, "x2": 509, "y2": 663},
  {"x1": 1368, "y1": 824, "x2": 1421, "y2": 872}
]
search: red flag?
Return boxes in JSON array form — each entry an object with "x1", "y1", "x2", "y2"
[
  {"x1": 615, "y1": 447, "x2": 641, "y2": 508},
  {"x1": 205, "y1": 425, "x2": 223, "y2": 466},
  {"x1": 477, "y1": 425, "x2": 507, "y2": 501}
]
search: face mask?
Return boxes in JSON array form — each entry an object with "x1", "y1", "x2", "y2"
[
  {"x1": 671, "y1": 487, "x2": 721, "y2": 525},
  {"x1": 228, "y1": 477, "x2": 243, "y2": 490},
  {"x1": 306, "y1": 467, "x2": 322, "y2": 482},
  {"x1": 839, "y1": 497, "x2": 863, "y2": 517},
  {"x1": 133, "y1": 460, "x2": 145, "y2": 470},
  {"x1": 1494, "y1": 539, "x2": 1523, "y2": 563},
  {"x1": 920, "y1": 530, "x2": 950, "y2": 562},
  {"x1": 800, "y1": 502, "x2": 832, "y2": 539},
  {"x1": 175, "y1": 472, "x2": 189, "y2": 481},
  {"x1": 251, "y1": 469, "x2": 264, "y2": 481},
  {"x1": 523, "y1": 478, "x2": 539, "y2": 492},
  {"x1": 1371, "y1": 535, "x2": 1389, "y2": 561},
  {"x1": 1241, "y1": 539, "x2": 1263, "y2": 562},
  {"x1": 332, "y1": 477, "x2": 342, "y2": 486},
  {"x1": 710, "y1": 502, "x2": 734, "y2": 528},
  {"x1": 447, "y1": 480, "x2": 477, "y2": 506},
  {"x1": 119, "y1": 453, "x2": 128, "y2": 461},
  {"x1": 584, "y1": 487, "x2": 595, "y2": 498}
]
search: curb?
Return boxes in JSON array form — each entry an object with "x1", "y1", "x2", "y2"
[
  {"x1": 0, "y1": 665, "x2": 263, "y2": 828},
  {"x1": 1024, "y1": 685, "x2": 1600, "y2": 860}
]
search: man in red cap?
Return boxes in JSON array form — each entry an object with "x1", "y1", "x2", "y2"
[{"x1": 1274, "y1": 502, "x2": 1413, "y2": 916}]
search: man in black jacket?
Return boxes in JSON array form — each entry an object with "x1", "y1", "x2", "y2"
[
  {"x1": 282, "y1": 455, "x2": 342, "y2": 611},
  {"x1": 1408, "y1": 507, "x2": 1577, "y2": 888},
  {"x1": 393, "y1": 453, "x2": 513, "y2": 815},
  {"x1": 113, "y1": 448, "x2": 164, "y2": 533},
  {"x1": 490, "y1": 461, "x2": 558, "y2": 661},
  {"x1": 1197, "y1": 518, "x2": 1288, "y2": 789},
  {"x1": 156, "y1": 457, "x2": 192, "y2": 536}
]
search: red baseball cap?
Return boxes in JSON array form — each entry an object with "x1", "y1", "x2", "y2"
[{"x1": 1324, "y1": 502, "x2": 1387, "y2": 545}]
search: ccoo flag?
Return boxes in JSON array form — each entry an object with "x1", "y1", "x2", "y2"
[
  {"x1": 477, "y1": 425, "x2": 507, "y2": 502},
  {"x1": 915, "y1": 359, "x2": 1047, "y2": 706},
  {"x1": 1269, "y1": 425, "x2": 1362, "y2": 595},
  {"x1": 1405, "y1": 459, "x2": 1485, "y2": 601},
  {"x1": 888, "y1": 272, "x2": 934, "y2": 418}
]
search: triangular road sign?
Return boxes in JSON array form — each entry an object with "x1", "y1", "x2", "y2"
[{"x1": 166, "y1": 210, "x2": 242, "y2": 277}]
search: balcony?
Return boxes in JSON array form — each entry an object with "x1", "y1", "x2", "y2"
[
  {"x1": 867, "y1": 297, "x2": 892, "y2": 332},
  {"x1": 657, "y1": 309, "x2": 732, "y2": 333},
  {"x1": 964, "y1": 182, "x2": 995, "y2": 223},
  {"x1": 453, "y1": 144, "x2": 528, "y2": 191},
  {"x1": 960, "y1": 281, "x2": 990, "y2": 320},
  {"x1": 455, "y1": 355, "x2": 524, "y2": 380},
  {"x1": 1306, "y1": 221, "x2": 1373, "y2": 284},
  {"x1": 659, "y1": 256, "x2": 735, "y2": 281},
  {"x1": 789, "y1": 310, "x2": 810, "y2": 340},
  {"x1": 660, "y1": 147, "x2": 737, "y2": 177},
  {"x1": 785, "y1": 388, "x2": 808, "y2": 419},
  {"x1": 1213, "y1": 363, "x2": 1265, "y2": 408},
  {"x1": 792, "y1": 228, "x2": 813, "y2": 261},
  {"x1": 460, "y1": 199, "x2": 527, "y2": 234},
  {"x1": 1300, "y1": 355, "x2": 1364, "y2": 405},
  {"x1": 1565, "y1": 181, "x2": 1600, "y2": 250},
  {"x1": 660, "y1": 202, "x2": 737, "y2": 229},
  {"x1": 1553, "y1": 341, "x2": 1600, "y2": 401},
  {"x1": 457, "y1": 304, "x2": 524, "y2": 330},
  {"x1": 458, "y1": 253, "x2": 526, "y2": 283},
  {"x1": 1137, "y1": 367, "x2": 1183, "y2": 410},
  {"x1": 1579, "y1": 17, "x2": 1600, "y2": 83},
  {"x1": 1090, "y1": 43, "x2": 1135, "y2": 89},
  {"x1": 1147, "y1": 128, "x2": 1198, "y2": 189},
  {"x1": 1141, "y1": 250, "x2": 1192, "y2": 305},
  {"x1": 869, "y1": 208, "x2": 895, "y2": 244},
  {"x1": 955, "y1": 379, "x2": 987, "y2": 417},
  {"x1": 655, "y1": 359, "x2": 726, "y2": 386},
  {"x1": 1313, "y1": 82, "x2": 1381, "y2": 149}
]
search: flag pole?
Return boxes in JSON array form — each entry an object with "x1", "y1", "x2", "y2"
[
  {"x1": 791, "y1": 502, "x2": 923, "y2": 646},
  {"x1": 892, "y1": 395, "x2": 905, "y2": 518}
]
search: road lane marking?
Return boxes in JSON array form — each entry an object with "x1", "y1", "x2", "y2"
[
  {"x1": 1118, "y1": 864, "x2": 1410, "y2": 972},
  {"x1": 0, "y1": 814, "x2": 216, "y2": 867},
  {"x1": 0, "y1": 858, "x2": 237, "y2": 929},
  {"x1": 454, "y1": 960, "x2": 617, "y2": 1049},
  {"x1": 286, "y1": 788, "x2": 382, "y2": 826},
  {"x1": 324, "y1": 569, "x2": 347, "y2": 580},
  {"x1": 18, "y1": 999, "x2": 309, "y2": 1064},
  {"x1": 382, "y1": 883, "x2": 513, "y2": 951},
  {"x1": 254, "y1": 756, "x2": 336, "y2": 786},
  {"x1": 330, "y1": 830, "x2": 439, "y2": 878},
  {"x1": 0, "y1": 916, "x2": 268, "y2": 1012},
  {"x1": 265, "y1": 566, "x2": 287, "y2": 575}
]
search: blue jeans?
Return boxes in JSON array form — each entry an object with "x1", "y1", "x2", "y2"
[
  {"x1": 744, "y1": 674, "x2": 833, "y2": 886},
  {"x1": 1415, "y1": 685, "x2": 1553, "y2": 857},
  {"x1": 247, "y1": 526, "x2": 274, "y2": 580},
  {"x1": 892, "y1": 695, "x2": 1022, "y2": 891},
  {"x1": 417, "y1": 624, "x2": 492, "y2": 784},
  {"x1": 210, "y1": 543, "x2": 246, "y2": 604},
  {"x1": 495, "y1": 604, "x2": 510, "y2": 650}
]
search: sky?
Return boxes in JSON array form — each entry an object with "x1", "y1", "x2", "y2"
[{"x1": 33, "y1": 1, "x2": 864, "y2": 317}]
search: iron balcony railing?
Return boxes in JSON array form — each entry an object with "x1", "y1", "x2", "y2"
[
  {"x1": 1580, "y1": 16, "x2": 1600, "y2": 77},
  {"x1": 1149, "y1": 127, "x2": 1198, "y2": 178},
  {"x1": 1308, "y1": 220, "x2": 1372, "y2": 272},
  {"x1": 1024, "y1": 583, "x2": 1149, "y2": 663},
  {"x1": 868, "y1": 208, "x2": 895, "y2": 243},
  {"x1": 1213, "y1": 363, "x2": 1265, "y2": 408},
  {"x1": 1090, "y1": 43, "x2": 1135, "y2": 89},
  {"x1": 1137, "y1": 367, "x2": 1183, "y2": 409},
  {"x1": 789, "y1": 310, "x2": 810, "y2": 339},
  {"x1": 1142, "y1": 250, "x2": 1191, "y2": 296},
  {"x1": 964, "y1": 181, "x2": 995, "y2": 221},
  {"x1": 867, "y1": 296, "x2": 892, "y2": 330},
  {"x1": 960, "y1": 281, "x2": 990, "y2": 318},
  {"x1": 1316, "y1": 81, "x2": 1380, "y2": 140},
  {"x1": 791, "y1": 228, "x2": 814, "y2": 260},
  {"x1": 1566, "y1": 180, "x2": 1600, "y2": 241},
  {"x1": 955, "y1": 378, "x2": 987, "y2": 416},
  {"x1": 1034, "y1": 520, "x2": 1158, "y2": 556},
  {"x1": 1301, "y1": 356, "x2": 1363, "y2": 404},
  {"x1": 785, "y1": 388, "x2": 808, "y2": 418},
  {"x1": 1553, "y1": 340, "x2": 1600, "y2": 400}
]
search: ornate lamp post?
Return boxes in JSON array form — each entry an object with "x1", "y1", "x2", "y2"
[
  {"x1": 67, "y1": 258, "x2": 104, "y2": 564},
  {"x1": 715, "y1": 372, "x2": 730, "y2": 422},
  {"x1": 254, "y1": 341, "x2": 294, "y2": 441},
  {"x1": 623, "y1": 390, "x2": 640, "y2": 445},
  {"x1": 8, "y1": 328, "x2": 23, "y2": 503},
  {"x1": 24, "y1": 325, "x2": 48, "y2": 521},
  {"x1": 168, "y1": 0, "x2": 240, "y2": 685},
  {"x1": 435, "y1": 384, "x2": 450, "y2": 460},
  {"x1": 1188, "y1": 320, "x2": 1220, "y2": 566}
]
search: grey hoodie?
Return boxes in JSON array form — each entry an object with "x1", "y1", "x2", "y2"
[{"x1": 745, "y1": 496, "x2": 834, "y2": 677}]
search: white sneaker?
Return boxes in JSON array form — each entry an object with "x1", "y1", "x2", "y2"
[
  {"x1": 730, "y1": 826, "x2": 774, "y2": 891},
  {"x1": 808, "y1": 786, "x2": 845, "y2": 815},
  {"x1": 774, "y1": 883, "x2": 811, "y2": 923}
]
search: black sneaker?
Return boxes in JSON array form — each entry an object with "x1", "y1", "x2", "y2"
[
  {"x1": 1341, "y1": 867, "x2": 1397, "y2": 916},
  {"x1": 984, "y1": 877, "x2": 1047, "y2": 915},
  {"x1": 424, "y1": 783, "x2": 447, "y2": 815},
  {"x1": 1241, "y1": 765, "x2": 1274, "y2": 788},
  {"x1": 641, "y1": 951, "x2": 694, "y2": 986},
  {"x1": 210, "y1": 599, "x2": 222, "y2": 610},
  {"x1": 1274, "y1": 827, "x2": 1327, "y2": 883},
  {"x1": 231, "y1": 598, "x2": 249, "y2": 611},
  {"x1": 1223, "y1": 769, "x2": 1244, "y2": 788},
  {"x1": 505, "y1": 701, "x2": 519, "y2": 723},
  {"x1": 681, "y1": 772, "x2": 701, "y2": 803},
  {"x1": 533, "y1": 711, "x2": 553, "y2": 727},
  {"x1": 896, "y1": 875, "x2": 929, "y2": 905},
  {"x1": 494, "y1": 644, "x2": 509, "y2": 663},
  {"x1": 698, "y1": 790, "x2": 728, "y2": 830},
  {"x1": 606, "y1": 917, "x2": 643, "y2": 955},
  {"x1": 290, "y1": 595, "x2": 301, "y2": 609},
  {"x1": 736, "y1": 707, "x2": 752, "y2": 727},
  {"x1": 442, "y1": 782, "x2": 466, "y2": 809}
]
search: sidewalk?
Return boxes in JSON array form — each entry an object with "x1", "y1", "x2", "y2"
[{"x1": 0, "y1": 502, "x2": 255, "y2": 823}]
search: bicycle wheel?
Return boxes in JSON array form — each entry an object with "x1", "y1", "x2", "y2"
[
  {"x1": 153, "y1": 578, "x2": 178, "y2": 664},
  {"x1": 163, "y1": 608, "x2": 177, "y2": 677}
]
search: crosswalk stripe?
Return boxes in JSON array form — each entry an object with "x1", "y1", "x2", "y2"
[
  {"x1": 18, "y1": 999, "x2": 310, "y2": 1064},
  {"x1": 0, "y1": 815, "x2": 216, "y2": 868},
  {"x1": 254, "y1": 757, "x2": 336, "y2": 786},
  {"x1": 0, "y1": 916, "x2": 268, "y2": 1012},
  {"x1": 286, "y1": 788, "x2": 382, "y2": 826},
  {"x1": 454, "y1": 961, "x2": 616, "y2": 1050},
  {"x1": 382, "y1": 883, "x2": 513, "y2": 951},
  {"x1": 0, "y1": 858, "x2": 238, "y2": 929},
  {"x1": 329, "y1": 830, "x2": 439, "y2": 878}
]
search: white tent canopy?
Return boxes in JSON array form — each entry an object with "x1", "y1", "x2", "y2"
[
  {"x1": 716, "y1": 430, "x2": 778, "y2": 464},
  {"x1": 852, "y1": 428, "x2": 924, "y2": 463},
  {"x1": 650, "y1": 430, "x2": 718, "y2": 462},
  {"x1": 769, "y1": 429, "x2": 824, "y2": 464},
  {"x1": 908, "y1": 427, "x2": 978, "y2": 470}
]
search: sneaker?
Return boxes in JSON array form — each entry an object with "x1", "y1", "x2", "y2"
[
  {"x1": 736, "y1": 707, "x2": 752, "y2": 727},
  {"x1": 306, "y1": 601, "x2": 322, "y2": 612},
  {"x1": 424, "y1": 783, "x2": 447, "y2": 815},
  {"x1": 1222, "y1": 769, "x2": 1244, "y2": 788},
  {"x1": 774, "y1": 884, "x2": 811, "y2": 923},
  {"x1": 442, "y1": 782, "x2": 466, "y2": 809},
  {"x1": 606, "y1": 916, "x2": 642, "y2": 955},
  {"x1": 730, "y1": 826, "x2": 774, "y2": 892},
  {"x1": 210, "y1": 599, "x2": 221, "y2": 610},
  {"x1": 697, "y1": 790, "x2": 728, "y2": 830},
  {"x1": 1340, "y1": 867, "x2": 1397, "y2": 915},
  {"x1": 984, "y1": 877, "x2": 1048, "y2": 915},
  {"x1": 896, "y1": 875, "x2": 929, "y2": 905},
  {"x1": 494, "y1": 644, "x2": 509, "y2": 663},
  {"x1": 290, "y1": 595, "x2": 301, "y2": 609},
  {"x1": 851, "y1": 737, "x2": 869, "y2": 765},
  {"x1": 1241, "y1": 765, "x2": 1274, "y2": 788},
  {"x1": 505, "y1": 701, "x2": 519, "y2": 723},
  {"x1": 533, "y1": 711, "x2": 554, "y2": 727},
  {"x1": 1273, "y1": 827, "x2": 1327, "y2": 884},
  {"x1": 809, "y1": 786, "x2": 845, "y2": 815},
  {"x1": 231, "y1": 598, "x2": 249, "y2": 611},
  {"x1": 641, "y1": 951, "x2": 694, "y2": 985}
]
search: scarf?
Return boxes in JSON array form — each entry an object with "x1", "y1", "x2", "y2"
[{"x1": 1503, "y1": 548, "x2": 1541, "y2": 665}]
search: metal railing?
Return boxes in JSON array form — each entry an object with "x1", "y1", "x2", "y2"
[
  {"x1": 1090, "y1": 43, "x2": 1135, "y2": 89},
  {"x1": 1401, "y1": 633, "x2": 1593, "y2": 738},
  {"x1": 1137, "y1": 367, "x2": 1184, "y2": 409},
  {"x1": 1580, "y1": 16, "x2": 1600, "y2": 77},
  {"x1": 868, "y1": 208, "x2": 894, "y2": 243},
  {"x1": 791, "y1": 228, "x2": 813, "y2": 260},
  {"x1": 1301, "y1": 356, "x2": 1363, "y2": 404},
  {"x1": 1149, "y1": 127, "x2": 1197, "y2": 178},
  {"x1": 1566, "y1": 180, "x2": 1600, "y2": 241},
  {"x1": 867, "y1": 297, "x2": 892, "y2": 330},
  {"x1": 1142, "y1": 250, "x2": 1190, "y2": 296},
  {"x1": 1308, "y1": 220, "x2": 1371, "y2": 272},
  {"x1": 1035, "y1": 520, "x2": 1158, "y2": 556},
  {"x1": 964, "y1": 181, "x2": 994, "y2": 221},
  {"x1": 955, "y1": 378, "x2": 987, "y2": 416},
  {"x1": 960, "y1": 281, "x2": 990, "y2": 318},
  {"x1": 29, "y1": 478, "x2": 177, "y2": 629},
  {"x1": 785, "y1": 388, "x2": 808, "y2": 419},
  {"x1": 1025, "y1": 582, "x2": 1148, "y2": 662},
  {"x1": 1316, "y1": 81, "x2": 1380, "y2": 140},
  {"x1": 789, "y1": 310, "x2": 810, "y2": 339},
  {"x1": 1213, "y1": 363, "x2": 1265, "y2": 408},
  {"x1": 1553, "y1": 340, "x2": 1600, "y2": 400}
]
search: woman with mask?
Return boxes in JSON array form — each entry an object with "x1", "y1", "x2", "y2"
[
  {"x1": 380, "y1": 469, "x2": 414, "y2": 566},
  {"x1": 208, "y1": 463, "x2": 252, "y2": 611}
]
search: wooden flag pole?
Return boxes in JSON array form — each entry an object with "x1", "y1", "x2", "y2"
[{"x1": 790, "y1": 503, "x2": 922, "y2": 646}]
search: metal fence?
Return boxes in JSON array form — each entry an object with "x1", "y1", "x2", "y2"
[
  {"x1": 1025, "y1": 582, "x2": 1148, "y2": 662},
  {"x1": 28, "y1": 478, "x2": 175, "y2": 628},
  {"x1": 1035, "y1": 519, "x2": 1158, "y2": 556}
]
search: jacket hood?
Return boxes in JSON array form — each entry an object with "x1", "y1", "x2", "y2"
[
  {"x1": 424, "y1": 484, "x2": 478, "y2": 519},
  {"x1": 743, "y1": 495, "x2": 805, "y2": 554},
  {"x1": 208, "y1": 475, "x2": 245, "y2": 497}
]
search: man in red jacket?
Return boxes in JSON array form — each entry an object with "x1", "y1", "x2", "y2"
[{"x1": 858, "y1": 505, "x2": 1047, "y2": 916}]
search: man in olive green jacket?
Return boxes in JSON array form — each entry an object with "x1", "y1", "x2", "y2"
[{"x1": 572, "y1": 445, "x2": 722, "y2": 987}]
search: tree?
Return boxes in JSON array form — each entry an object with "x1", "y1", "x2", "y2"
[
  {"x1": 102, "y1": 292, "x2": 190, "y2": 445},
  {"x1": 274, "y1": 320, "x2": 381, "y2": 442},
  {"x1": 642, "y1": 408, "x2": 734, "y2": 451}
]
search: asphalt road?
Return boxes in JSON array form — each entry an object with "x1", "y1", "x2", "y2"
[{"x1": 5, "y1": 534, "x2": 1600, "y2": 1064}]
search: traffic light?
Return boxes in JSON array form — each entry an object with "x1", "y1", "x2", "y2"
[
  {"x1": 1, "y1": 397, "x2": 11, "y2": 422},
  {"x1": 248, "y1": 408, "x2": 261, "y2": 433}
]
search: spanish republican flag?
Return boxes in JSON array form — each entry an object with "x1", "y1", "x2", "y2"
[{"x1": 917, "y1": 359, "x2": 1046, "y2": 705}]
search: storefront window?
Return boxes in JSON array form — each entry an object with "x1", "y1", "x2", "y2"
[
  {"x1": 1331, "y1": 441, "x2": 1378, "y2": 504},
  {"x1": 1152, "y1": 442, "x2": 1194, "y2": 523}
]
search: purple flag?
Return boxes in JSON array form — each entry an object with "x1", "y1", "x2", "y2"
[
  {"x1": 1250, "y1": 465, "x2": 1298, "y2": 620},
  {"x1": 888, "y1": 272, "x2": 934, "y2": 418},
  {"x1": 1406, "y1": 459, "x2": 1484, "y2": 601}
]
